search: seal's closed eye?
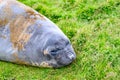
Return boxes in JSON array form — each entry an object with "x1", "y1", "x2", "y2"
[
  {"x1": 50, "y1": 49, "x2": 59, "y2": 53},
  {"x1": 50, "y1": 49, "x2": 61, "y2": 56}
]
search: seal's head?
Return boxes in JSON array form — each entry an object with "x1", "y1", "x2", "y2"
[
  {"x1": 43, "y1": 33, "x2": 76, "y2": 68},
  {"x1": 24, "y1": 20, "x2": 76, "y2": 68}
]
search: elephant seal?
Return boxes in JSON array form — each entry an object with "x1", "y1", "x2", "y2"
[{"x1": 0, "y1": 0, "x2": 76, "y2": 68}]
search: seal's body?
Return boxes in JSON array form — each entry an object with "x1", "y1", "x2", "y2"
[{"x1": 0, "y1": 0, "x2": 76, "y2": 68}]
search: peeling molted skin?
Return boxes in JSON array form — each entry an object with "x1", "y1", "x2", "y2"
[{"x1": 0, "y1": 0, "x2": 76, "y2": 68}]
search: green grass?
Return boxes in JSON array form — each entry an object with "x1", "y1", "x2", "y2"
[{"x1": 0, "y1": 0, "x2": 120, "y2": 80}]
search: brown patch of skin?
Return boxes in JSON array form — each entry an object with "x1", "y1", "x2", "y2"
[
  {"x1": 12, "y1": 52, "x2": 29, "y2": 65},
  {"x1": 7, "y1": 0, "x2": 46, "y2": 50},
  {"x1": 44, "y1": 50, "x2": 49, "y2": 55},
  {"x1": 9, "y1": 15, "x2": 35, "y2": 50},
  {"x1": 0, "y1": 19, "x2": 8, "y2": 27},
  {"x1": 0, "y1": 1, "x2": 12, "y2": 27},
  {"x1": 26, "y1": 9, "x2": 46, "y2": 20},
  {"x1": 40, "y1": 62, "x2": 52, "y2": 68}
]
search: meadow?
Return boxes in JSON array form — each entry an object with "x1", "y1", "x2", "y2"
[{"x1": 0, "y1": 0, "x2": 120, "y2": 80}]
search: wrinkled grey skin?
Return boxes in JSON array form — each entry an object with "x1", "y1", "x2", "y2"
[{"x1": 0, "y1": 0, "x2": 76, "y2": 68}]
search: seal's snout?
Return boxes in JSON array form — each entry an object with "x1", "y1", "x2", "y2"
[
  {"x1": 45, "y1": 42, "x2": 76, "y2": 67},
  {"x1": 43, "y1": 34, "x2": 76, "y2": 68},
  {"x1": 67, "y1": 51, "x2": 76, "y2": 61},
  {"x1": 54, "y1": 45, "x2": 76, "y2": 67}
]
